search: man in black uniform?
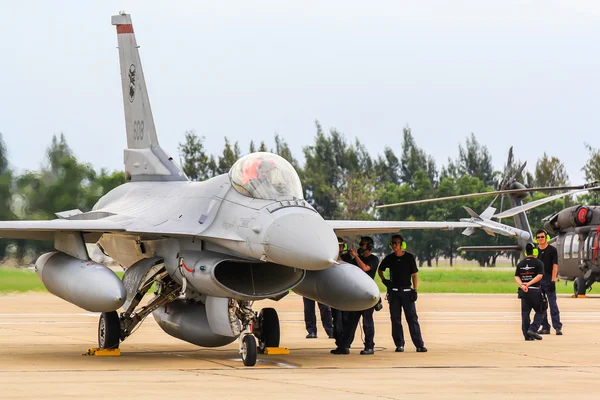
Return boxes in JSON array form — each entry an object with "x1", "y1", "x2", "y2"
[
  {"x1": 377, "y1": 235, "x2": 427, "y2": 353},
  {"x1": 331, "y1": 237, "x2": 353, "y2": 343},
  {"x1": 515, "y1": 243, "x2": 546, "y2": 341},
  {"x1": 303, "y1": 297, "x2": 333, "y2": 339},
  {"x1": 331, "y1": 236, "x2": 380, "y2": 355},
  {"x1": 530, "y1": 229, "x2": 563, "y2": 335}
]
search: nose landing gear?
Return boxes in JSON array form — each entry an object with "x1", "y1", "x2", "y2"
[{"x1": 234, "y1": 302, "x2": 281, "y2": 366}]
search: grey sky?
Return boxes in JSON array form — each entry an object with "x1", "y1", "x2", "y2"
[{"x1": 1, "y1": 0, "x2": 598, "y2": 184}]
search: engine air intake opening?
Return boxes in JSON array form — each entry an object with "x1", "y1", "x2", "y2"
[{"x1": 215, "y1": 261, "x2": 304, "y2": 297}]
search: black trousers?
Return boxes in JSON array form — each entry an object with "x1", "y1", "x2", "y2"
[
  {"x1": 519, "y1": 288, "x2": 545, "y2": 339},
  {"x1": 331, "y1": 308, "x2": 346, "y2": 343},
  {"x1": 536, "y1": 280, "x2": 562, "y2": 331},
  {"x1": 303, "y1": 297, "x2": 333, "y2": 336},
  {"x1": 336, "y1": 307, "x2": 375, "y2": 349},
  {"x1": 388, "y1": 289, "x2": 424, "y2": 348}
]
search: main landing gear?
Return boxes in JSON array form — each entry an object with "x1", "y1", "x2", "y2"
[
  {"x1": 97, "y1": 262, "x2": 180, "y2": 351},
  {"x1": 233, "y1": 301, "x2": 281, "y2": 366}
]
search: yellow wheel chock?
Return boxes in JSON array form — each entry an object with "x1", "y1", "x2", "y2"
[
  {"x1": 263, "y1": 347, "x2": 290, "y2": 355},
  {"x1": 83, "y1": 348, "x2": 121, "y2": 356}
]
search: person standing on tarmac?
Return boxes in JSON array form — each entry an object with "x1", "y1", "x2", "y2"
[
  {"x1": 529, "y1": 229, "x2": 563, "y2": 336},
  {"x1": 302, "y1": 297, "x2": 334, "y2": 339},
  {"x1": 331, "y1": 237, "x2": 353, "y2": 343},
  {"x1": 377, "y1": 235, "x2": 427, "y2": 353},
  {"x1": 515, "y1": 243, "x2": 546, "y2": 341},
  {"x1": 331, "y1": 236, "x2": 380, "y2": 355}
]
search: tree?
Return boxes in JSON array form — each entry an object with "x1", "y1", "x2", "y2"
[
  {"x1": 582, "y1": 144, "x2": 600, "y2": 182},
  {"x1": 0, "y1": 133, "x2": 15, "y2": 259},
  {"x1": 399, "y1": 127, "x2": 437, "y2": 186},
  {"x1": 13, "y1": 134, "x2": 119, "y2": 260},
  {"x1": 216, "y1": 137, "x2": 240, "y2": 174},
  {"x1": 302, "y1": 121, "x2": 374, "y2": 218},
  {"x1": 580, "y1": 144, "x2": 600, "y2": 205},
  {"x1": 534, "y1": 153, "x2": 569, "y2": 191},
  {"x1": 444, "y1": 133, "x2": 495, "y2": 186},
  {"x1": 273, "y1": 134, "x2": 298, "y2": 167},
  {"x1": 178, "y1": 130, "x2": 213, "y2": 181},
  {"x1": 338, "y1": 172, "x2": 381, "y2": 220},
  {"x1": 374, "y1": 147, "x2": 401, "y2": 186}
]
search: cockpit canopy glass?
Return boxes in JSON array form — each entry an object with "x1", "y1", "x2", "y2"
[{"x1": 229, "y1": 152, "x2": 304, "y2": 200}]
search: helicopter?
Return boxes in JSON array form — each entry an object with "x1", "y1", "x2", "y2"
[{"x1": 378, "y1": 147, "x2": 600, "y2": 297}]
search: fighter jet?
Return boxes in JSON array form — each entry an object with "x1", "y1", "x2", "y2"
[{"x1": 0, "y1": 13, "x2": 529, "y2": 366}]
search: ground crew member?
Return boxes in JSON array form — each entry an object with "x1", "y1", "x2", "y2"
[
  {"x1": 331, "y1": 236, "x2": 380, "y2": 355},
  {"x1": 331, "y1": 237, "x2": 353, "y2": 343},
  {"x1": 303, "y1": 235, "x2": 338, "y2": 338},
  {"x1": 303, "y1": 297, "x2": 333, "y2": 338},
  {"x1": 530, "y1": 229, "x2": 563, "y2": 335},
  {"x1": 515, "y1": 243, "x2": 546, "y2": 341},
  {"x1": 377, "y1": 234, "x2": 427, "y2": 353}
]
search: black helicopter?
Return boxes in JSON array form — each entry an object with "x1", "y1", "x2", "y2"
[{"x1": 378, "y1": 147, "x2": 600, "y2": 296}]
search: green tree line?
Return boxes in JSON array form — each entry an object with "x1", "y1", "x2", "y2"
[{"x1": 1, "y1": 125, "x2": 598, "y2": 265}]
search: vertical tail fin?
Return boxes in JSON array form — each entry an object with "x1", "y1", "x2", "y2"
[{"x1": 111, "y1": 13, "x2": 187, "y2": 181}]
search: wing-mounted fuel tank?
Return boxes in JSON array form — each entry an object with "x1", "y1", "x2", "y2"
[
  {"x1": 35, "y1": 252, "x2": 126, "y2": 312},
  {"x1": 544, "y1": 205, "x2": 597, "y2": 234},
  {"x1": 153, "y1": 298, "x2": 237, "y2": 347},
  {"x1": 172, "y1": 250, "x2": 305, "y2": 301},
  {"x1": 293, "y1": 262, "x2": 380, "y2": 311}
]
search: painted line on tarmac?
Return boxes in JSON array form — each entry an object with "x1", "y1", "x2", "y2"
[
  {"x1": 0, "y1": 313, "x2": 99, "y2": 317},
  {"x1": 0, "y1": 321, "x2": 96, "y2": 325}
]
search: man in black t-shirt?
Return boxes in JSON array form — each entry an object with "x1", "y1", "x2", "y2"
[
  {"x1": 515, "y1": 243, "x2": 546, "y2": 341},
  {"x1": 331, "y1": 236, "x2": 380, "y2": 355},
  {"x1": 377, "y1": 234, "x2": 427, "y2": 353},
  {"x1": 529, "y1": 229, "x2": 562, "y2": 335}
]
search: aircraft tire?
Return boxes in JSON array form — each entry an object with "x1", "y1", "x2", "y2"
[
  {"x1": 98, "y1": 311, "x2": 120, "y2": 349},
  {"x1": 574, "y1": 276, "x2": 587, "y2": 296},
  {"x1": 241, "y1": 335, "x2": 257, "y2": 366},
  {"x1": 258, "y1": 308, "x2": 280, "y2": 352}
]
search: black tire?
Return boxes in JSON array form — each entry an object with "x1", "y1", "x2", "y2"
[
  {"x1": 258, "y1": 308, "x2": 280, "y2": 352},
  {"x1": 241, "y1": 335, "x2": 257, "y2": 367},
  {"x1": 98, "y1": 311, "x2": 120, "y2": 349},
  {"x1": 574, "y1": 276, "x2": 587, "y2": 296}
]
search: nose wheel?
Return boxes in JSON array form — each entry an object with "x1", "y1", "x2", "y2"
[{"x1": 240, "y1": 333, "x2": 257, "y2": 366}]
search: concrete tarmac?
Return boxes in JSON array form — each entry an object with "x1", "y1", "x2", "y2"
[{"x1": 1, "y1": 292, "x2": 600, "y2": 399}]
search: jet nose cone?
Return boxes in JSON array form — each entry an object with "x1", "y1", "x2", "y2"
[{"x1": 264, "y1": 211, "x2": 338, "y2": 270}]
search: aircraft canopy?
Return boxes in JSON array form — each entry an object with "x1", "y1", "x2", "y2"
[{"x1": 229, "y1": 152, "x2": 303, "y2": 200}]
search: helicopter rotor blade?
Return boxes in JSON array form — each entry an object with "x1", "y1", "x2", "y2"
[{"x1": 376, "y1": 182, "x2": 600, "y2": 209}]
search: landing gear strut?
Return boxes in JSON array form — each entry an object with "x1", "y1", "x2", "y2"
[
  {"x1": 96, "y1": 262, "x2": 181, "y2": 350},
  {"x1": 232, "y1": 302, "x2": 281, "y2": 366}
]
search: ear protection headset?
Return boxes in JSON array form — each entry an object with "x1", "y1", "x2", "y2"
[
  {"x1": 533, "y1": 230, "x2": 551, "y2": 244},
  {"x1": 389, "y1": 236, "x2": 407, "y2": 250},
  {"x1": 524, "y1": 242, "x2": 539, "y2": 257},
  {"x1": 361, "y1": 236, "x2": 374, "y2": 251},
  {"x1": 524, "y1": 248, "x2": 539, "y2": 257},
  {"x1": 337, "y1": 237, "x2": 348, "y2": 252}
]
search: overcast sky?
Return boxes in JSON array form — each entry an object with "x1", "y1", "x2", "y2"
[{"x1": 1, "y1": 0, "x2": 598, "y2": 184}]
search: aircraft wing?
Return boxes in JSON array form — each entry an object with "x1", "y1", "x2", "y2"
[
  {"x1": 327, "y1": 220, "x2": 478, "y2": 236},
  {"x1": 0, "y1": 220, "x2": 125, "y2": 240}
]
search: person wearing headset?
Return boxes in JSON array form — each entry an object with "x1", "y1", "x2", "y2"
[
  {"x1": 330, "y1": 236, "x2": 380, "y2": 355},
  {"x1": 515, "y1": 243, "x2": 546, "y2": 341},
  {"x1": 529, "y1": 229, "x2": 562, "y2": 336},
  {"x1": 377, "y1": 234, "x2": 427, "y2": 353},
  {"x1": 331, "y1": 237, "x2": 353, "y2": 343}
]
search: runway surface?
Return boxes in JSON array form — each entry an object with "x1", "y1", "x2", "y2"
[{"x1": 1, "y1": 292, "x2": 600, "y2": 399}]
